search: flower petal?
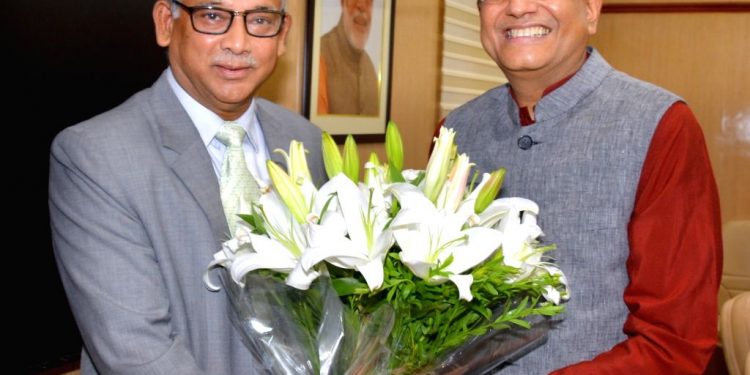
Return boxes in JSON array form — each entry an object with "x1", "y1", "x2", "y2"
[
  {"x1": 388, "y1": 183, "x2": 435, "y2": 213},
  {"x1": 329, "y1": 175, "x2": 368, "y2": 245},
  {"x1": 249, "y1": 233, "x2": 297, "y2": 257},
  {"x1": 371, "y1": 230, "x2": 395, "y2": 259},
  {"x1": 285, "y1": 263, "x2": 320, "y2": 290},
  {"x1": 356, "y1": 258, "x2": 386, "y2": 290},
  {"x1": 203, "y1": 255, "x2": 231, "y2": 291},
  {"x1": 391, "y1": 225, "x2": 431, "y2": 270},
  {"x1": 306, "y1": 220, "x2": 347, "y2": 249},
  {"x1": 229, "y1": 252, "x2": 297, "y2": 286},
  {"x1": 445, "y1": 227, "x2": 504, "y2": 274},
  {"x1": 300, "y1": 242, "x2": 368, "y2": 271},
  {"x1": 448, "y1": 274, "x2": 475, "y2": 301},
  {"x1": 542, "y1": 285, "x2": 561, "y2": 305},
  {"x1": 399, "y1": 254, "x2": 433, "y2": 279}
]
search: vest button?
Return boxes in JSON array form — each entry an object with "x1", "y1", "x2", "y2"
[{"x1": 518, "y1": 135, "x2": 534, "y2": 150}]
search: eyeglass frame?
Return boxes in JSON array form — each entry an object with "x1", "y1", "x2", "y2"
[{"x1": 171, "y1": 0, "x2": 287, "y2": 38}]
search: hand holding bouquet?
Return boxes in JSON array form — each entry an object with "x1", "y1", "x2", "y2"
[{"x1": 205, "y1": 123, "x2": 569, "y2": 374}]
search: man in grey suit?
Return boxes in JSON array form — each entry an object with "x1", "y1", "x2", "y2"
[{"x1": 49, "y1": 0, "x2": 325, "y2": 373}]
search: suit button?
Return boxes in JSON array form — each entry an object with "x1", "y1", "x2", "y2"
[{"x1": 518, "y1": 135, "x2": 534, "y2": 150}]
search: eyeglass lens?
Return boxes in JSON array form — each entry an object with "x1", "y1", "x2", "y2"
[{"x1": 191, "y1": 8, "x2": 283, "y2": 36}]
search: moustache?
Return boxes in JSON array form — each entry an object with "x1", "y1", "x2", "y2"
[{"x1": 212, "y1": 52, "x2": 258, "y2": 68}]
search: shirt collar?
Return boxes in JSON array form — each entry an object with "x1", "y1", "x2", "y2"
[{"x1": 166, "y1": 67, "x2": 259, "y2": 150}]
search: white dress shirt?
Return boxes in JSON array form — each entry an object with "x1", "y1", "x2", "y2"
[{"x1": 166, "y1": 68, "x2": 271, "y2": 184}]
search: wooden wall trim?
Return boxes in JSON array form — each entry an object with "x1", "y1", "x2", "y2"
[{"x1": 602, "y1": 2, "x2": 750, "y2": 12}]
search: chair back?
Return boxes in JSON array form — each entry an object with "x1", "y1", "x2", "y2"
[
  {"x1": 720, "y1": 292, "x2": 750, "y2": 375},
  {"x1": 719, "y1": 220, "x2": 750, "y2": 309}
]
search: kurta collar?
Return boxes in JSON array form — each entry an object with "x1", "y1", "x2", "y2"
[{"x1": 504, "y1": 47, "x2": 612, "y2": 127}]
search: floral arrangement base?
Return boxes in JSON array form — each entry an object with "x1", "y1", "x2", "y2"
[
  {"x1": 219, "y1": 270, "x2": 551, "y2": 375},
  {"x1": 429, "y1": 314, "x2": 549, "y2": 374}
]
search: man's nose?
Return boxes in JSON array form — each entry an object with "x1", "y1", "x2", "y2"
[
  {"x1": 221, "y1": 16, "x2": 251, "y2": 54},
  {"x1": 506, "y1": 0, "x2": 539, "y2": 17}
]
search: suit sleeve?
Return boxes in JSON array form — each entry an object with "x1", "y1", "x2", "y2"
[
  {"x1": 49, "y1": 129, "x2": 204, "y2": 375},
  {"x1": 552, "y1": 102, "x2": 723, "y2": 374}
]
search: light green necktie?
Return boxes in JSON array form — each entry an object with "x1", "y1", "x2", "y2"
[{"x1": 216, "y1": 122, "x2": 261, "y2": 234}]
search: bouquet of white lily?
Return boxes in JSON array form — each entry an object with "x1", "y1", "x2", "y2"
[{"x1": 205, "y1": 122, "x2": 569, "y2": 374}]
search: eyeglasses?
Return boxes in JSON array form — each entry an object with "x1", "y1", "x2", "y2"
[{"x1": 172, "y1": 0, "x2": 286, "y2": 37}]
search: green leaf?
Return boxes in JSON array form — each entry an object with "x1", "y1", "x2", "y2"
[
  {"x1": 469, "y1": 304, "x2": 492, "y2": 320},
  {"x1": 510, "y1": 319, "x2": 531, "y2": 328},
  {"x1": 332, "y1": 277, "x2": 369, "y2": 296},
  {"x1": 484, "y1": 283, "x2": 498, "y2": 296}
]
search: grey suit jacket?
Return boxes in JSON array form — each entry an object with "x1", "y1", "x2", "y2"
[{"x1": 49, "y1": 71, "x2": 325, "y2": 375}]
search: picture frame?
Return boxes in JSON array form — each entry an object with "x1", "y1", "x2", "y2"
[{"x1": 303, "y1": 0, "x2": 395, "y2": 142}]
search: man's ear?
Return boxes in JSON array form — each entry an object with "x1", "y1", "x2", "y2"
[
  {"x1": 154, "y1": 0, "x2": 174, "y2": 47},
  {"x1": 585, "y1": 0, "x2": 603, "y2": 35},
  {"x1": 277, "y1": 14, "x2": 292, "y2": 57}
]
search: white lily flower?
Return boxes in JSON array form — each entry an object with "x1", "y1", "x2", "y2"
[
  {"x1": 205, "y1": 178, "x2": 350, "y2": 292},
  {"x1": 388, "y1": 183, "x2": 504, "y2": 301},
  {"x1": 461, "y1": 194, "x2": 568, "y2": 304},
  {"x1": 300, "y1": 174, "x2": 394, "y2": 291},
  {"x1": 222, "y1": 158, "x2": 350, "y2": 290},
  {"x1": 490, "y1": 198, "x2": 543, "y2": 269},
  {"x1": 239, "y1": 190, "x2": 321, "y2": 288},
  {"x1": 204, "y1": 221, "x2": 255, "y2": 291}
]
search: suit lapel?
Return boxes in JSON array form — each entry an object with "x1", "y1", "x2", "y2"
[
  {"x1": 256, "y1": 100, "x2": 289, "y2": 169},
  {"x1": 150, "y1": 73, "x2": 229, "y2": 243}
]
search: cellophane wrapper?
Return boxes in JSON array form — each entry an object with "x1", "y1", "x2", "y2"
[{"x1": 220, "y1": 270, "x2": 549, "y2": 375}]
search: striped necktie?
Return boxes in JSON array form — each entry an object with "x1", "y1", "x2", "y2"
[{"x1": 215, "y1": 121, "x2": 261, "y2": 235}]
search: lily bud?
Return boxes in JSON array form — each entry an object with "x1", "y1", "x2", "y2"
[
  {"x1": 364, "y1": 152, "x2": 380, "y2": 186},
  {"x1": 287, "y1": 140, "x2": 312, "y2": 186},
  {"x1": 422, "y1": 127, "x2": 456, "y2": 203},
  {"x1": 321, "y1": 132, "x2": 343, "y2": 179},
  {"x1": 267, "y1": 160, "x2": 308, "y2": 224},
  {"x1": 342, "y1": 135, "x2": 360, "y2": 183},
  {"x1": 474, "y1": 168, "x2": 506, "y2": 214},
  {"x1": 368, "y1": 151, "x2": 381, "y2": 166},
  {"x1": 385, "y1": 120, "x2": 404, "y2": 172},
  {"x1": 436, "y1": 154, "x2": 472, "y2": 213}
]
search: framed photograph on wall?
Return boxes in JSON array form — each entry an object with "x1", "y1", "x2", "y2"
[{"x1": 303, "y1": 0, "x2": 395, "y2": 142}]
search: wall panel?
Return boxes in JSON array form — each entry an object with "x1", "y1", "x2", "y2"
[{"x1": 591, "y1": 6, "x2": 750, "y2": 223}]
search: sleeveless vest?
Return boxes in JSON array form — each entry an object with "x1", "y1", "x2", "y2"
[{"x1": 444, "y1": 48, "x2": 680, "y2": 373}]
